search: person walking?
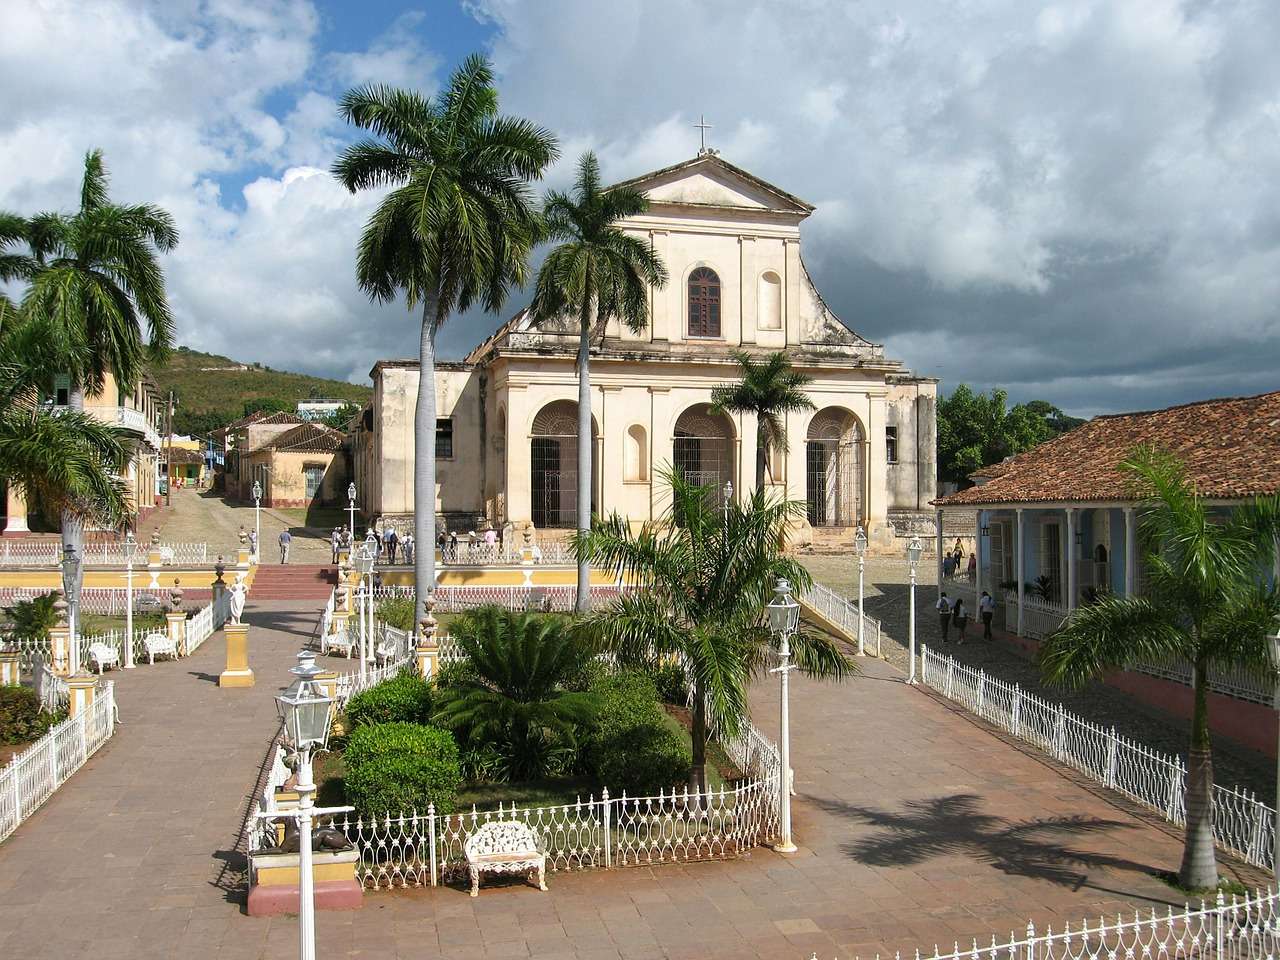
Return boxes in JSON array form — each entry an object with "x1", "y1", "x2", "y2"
[
  {"x1": 952, "y1": 597, "x2": 969, "y2": 645},
  {"x1": 331, "y1": 528, "x2": 341, "y2": 565},
  {"x1": 942, "y1": 551, "x2": 955, "y2": 580},
  {"x1": 936, "y1": 591, "x2": 952, "y2": 643},
  {"x1": 979, "y1": 590, "x2": 996, "y2": 640},
  {"x1": 402, "y1": 532, "x2": 414, "y2": 566},
  {"x1": 278, "y1": 529, "x2": 292, "y2": 564},
  {"x1": 383, "y1": 525, "x2": 398, "y2": 565},
  {"x1": 967, "y1": 551, "x2": 977, "y2": 584},
  {"x1": 247, "y1": 528, "x2": 258, "y2": 559}
]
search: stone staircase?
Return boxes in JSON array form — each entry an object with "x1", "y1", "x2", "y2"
[{"x1": 247, "y1": 563, "x2": 336, "y2": 600}]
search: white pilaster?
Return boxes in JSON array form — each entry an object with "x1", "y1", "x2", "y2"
[
  {"x1": 935, "y1": 508, "x2": 944, "y2": 599},
  {"x1": 1065, "y1": 507, "x2": 1076, "y2": 612},
  {"x1": 1124, "y1": 506, "x2": 1137, "y2": 597},
  {"x1": 1016, "y1": 508, "x2": 1025, "y2": 636}
]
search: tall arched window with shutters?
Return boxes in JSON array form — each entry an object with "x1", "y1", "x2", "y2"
[{"x1": 687, "y1": 267, "x2": 721, "y2": 338}]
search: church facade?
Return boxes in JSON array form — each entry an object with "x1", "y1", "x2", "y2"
[{"x1": 351, "y1": 153, "x2": 937, "y2": 554}]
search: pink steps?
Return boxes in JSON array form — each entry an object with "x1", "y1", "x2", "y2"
[{"x1": 248, "y1": 564, "x2": 337, "y2": 600}]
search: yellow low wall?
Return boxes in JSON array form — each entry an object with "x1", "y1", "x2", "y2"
[{"x1": 0, "y1": 565, "x2": 258, "y2": 590}]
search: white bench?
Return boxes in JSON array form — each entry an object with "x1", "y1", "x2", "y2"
[
  {"x1": 324, "y1": 626, "x2": 355, "y2": 658},
  {"x1": 88, "y1": 642, "x2": 120, "y2": 674},
  {"x1": 464, "y1": 821, "x2": 547, "y2": 897},
  {"x1": 143, "y1": 632, "x2": 178, "y2": 664}
]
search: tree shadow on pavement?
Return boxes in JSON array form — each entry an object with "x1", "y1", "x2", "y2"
[{"x1": 813, "y1": 793, "x2": 1176, "y2": 898}]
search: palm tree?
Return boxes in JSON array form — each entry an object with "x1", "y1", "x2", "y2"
[
  {"x1": 529, "y1": 152, "x2": 668, "y2": 612},
  {"x1": 19, "y1": 149, "x2": 177, "y2": 575},
  {"x1": 1039, "y1": 447, "x2": 1280, "y2": 890},
  {"x1": 333, "y1": 55, "x2": 557, "y2": 628},
  {"x1": 710, "y1": 351, "x2": 815, "y2": 491},
  {"x1": 574, "y1": 468, "x2": 852, "y2": 794},
  {"x1": 432, "y1": 606, "x2": 598, "y2": 781}
]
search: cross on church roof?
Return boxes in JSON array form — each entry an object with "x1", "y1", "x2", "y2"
[{"x1": 694, "y1": 114, "x2": 716, "y2": 156}]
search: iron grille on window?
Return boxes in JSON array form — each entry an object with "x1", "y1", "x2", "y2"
[
  {"x1": 885, "y1": 426, "x2": 898, "y2": 463},
  {"x1": 436, "y1": 418, "x2": 453, "y2": 459},
  {"x1": 687, "y1": 267, "x2": 721, "y2": 338}
]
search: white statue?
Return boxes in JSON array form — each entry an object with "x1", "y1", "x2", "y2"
[{"x1": 229, "y1": 581, "x2": 246, "y2": 625}]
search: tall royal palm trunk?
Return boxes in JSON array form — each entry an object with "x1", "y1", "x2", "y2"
[
  {"x1": 755, "y1": 422, "x2": 768, "y2": 492},
  {"x1": 689, "y1": 677, "x2": 708, "y2": 796},
  {"x1": 1178, "y1": 656, "x2": 1218, "y2": 889},
  {"x1": 61, "y1": 384, "x2": 85, "y2": 672},
  {"x1": 414, "y1": 294, "x2": 439, "y2": 630},
  {"x1": 574, "y1": 291, "x2": 595, "y2": 614}
]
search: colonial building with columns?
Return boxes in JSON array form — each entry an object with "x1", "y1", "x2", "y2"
[
  {"x1": 934, "y1": 390, "x2": 1280, "y2": 639},
  {"x1": 351, "y1": 152, "x2": 937, "y2": 553}
]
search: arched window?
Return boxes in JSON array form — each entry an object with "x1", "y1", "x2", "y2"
[
  {"x1": 687, "y1": 267, "x2": 721, "y2": 338},
  {"x1": 625, "y1": 424, "x2": 648, "y2": 482}
]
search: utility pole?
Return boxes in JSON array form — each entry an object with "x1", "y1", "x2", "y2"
[{"x1": 165, "y1": 390, "x2": 174, "y2": 507}]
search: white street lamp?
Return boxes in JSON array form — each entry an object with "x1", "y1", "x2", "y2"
[
  {"x1": 61, "y1": 544, "x2": 82, "y2": 675},
  {"x1": 767, "y1": 577, "x2": 801, "y2": 855},
  {"x1": 906, "y1": 536, "x2": 923, "y2": 684},
  {"x1": 354, "y1": 543, "x2": 376, "y2": 683},
  {"x1": 854, "y1": 525, "x2": 868, "y2": 657},
  {"x1": 1267, "y1": 616, "x2": 1280, "y2": 880},
  {"x1": 271, "y1": 651, "x2": 341, "y2": 960},
  {"x1": 123, "y1": 532, "x2": 137, "y2": 668},
  {"x1": 346, "y1": 481, "x2": 357, "y2": 547},
  {"x1": 251, "y1": 479, "x2": 263, "y2": 559},
  {"x1": 722, "y1": 479, "x2": 733, "y2": 520}
]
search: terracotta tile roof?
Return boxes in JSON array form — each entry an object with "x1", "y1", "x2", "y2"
[
  {"x1": 259, "y1": 423, "x2": 344, "y2": 454},
  {"x1": 937, "y1": 391, "x2": 1280, "y2": 507},
  {"x1": 166, "y1": 447, "x2": 205, "y2": 465}
]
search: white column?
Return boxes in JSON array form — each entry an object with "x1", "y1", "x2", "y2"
[
  {"x1": 1065, "y1": 507, "x2": 1076, "y2": 612},
  {"x1": 1016, "y1": 508, "x2": 1025, "y2": 636},
  {"x1": 1124, "y1": 507, "x2": 1137, "y2": 597},
  {"x1": 935, "y1": 508, "x2": 944, "y2": 598},
  {"x1": 975, "y1": 511, "x2": 983, "y2": 603}
]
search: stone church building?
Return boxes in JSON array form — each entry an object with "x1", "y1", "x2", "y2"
[{"x1": 351, "y1": 153, "x2": 936, "y2": 554}]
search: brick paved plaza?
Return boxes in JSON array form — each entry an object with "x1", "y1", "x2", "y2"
[{"x1": 2, "y1": 588, "x2": 1262, "y2": 960}]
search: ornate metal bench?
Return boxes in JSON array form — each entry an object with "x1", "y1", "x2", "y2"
[
  {"x1": 88, "y1": 641, "x2": 120, "y2": 674},
  {"x1": 143, "y1": 631, "x2": 177, "y2": 664},
  {"x1": 463, "y1": 821, "x2": 547, "y2": 897}
]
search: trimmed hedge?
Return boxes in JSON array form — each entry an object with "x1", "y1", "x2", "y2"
[
  {"x1": 376, "y1": 595, "x2": 416, "y2": 633},
  {"x1": 0, "y1": 686, "x2": 56, "y2": 745},
  {"x1": 344, "y1": 672, "x2": 432, "y2": 729},
  {"x1": 344, "y1": 722, "x2": 462, "y2": 815},
  {"x1": 584, "y1": 671, "x2": 691, "y2": 796}
]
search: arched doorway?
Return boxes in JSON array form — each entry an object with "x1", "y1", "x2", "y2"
[
  {"x1": 673, "y1": 404, "x2": 735, "y2": 507},
  {"x1": 805, "y1": 408, "x2": 862, "y2": 527},
  {"x1": 530, "y1": 400, "x2": 597, "y2": 529}
]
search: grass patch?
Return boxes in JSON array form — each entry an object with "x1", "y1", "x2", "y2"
[
  {"x1": 1153, "y1": 870, "x2": 1251, "y2": 898},
  {"x1": 79, "y1": 612, "x2": 166, "y2": 634},
  {"x1": 660, "y1": 703, "x2": 741, "y2": 787},
  {"x1": 456, "y1": 777, "x2": 599, "y2": 811}
]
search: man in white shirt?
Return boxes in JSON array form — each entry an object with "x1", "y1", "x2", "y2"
[
  {"x1": 936, "y1": 592, "x2": 952, "y2": 643},
  {"x1": 979, "y1": 591, "x2": 997, "y2": 640}
]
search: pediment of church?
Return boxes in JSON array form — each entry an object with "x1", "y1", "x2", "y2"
[{"x1": 610, "y1": 154, "x2": 815, "y2": 217}]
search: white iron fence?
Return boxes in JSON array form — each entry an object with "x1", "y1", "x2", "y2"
[
  {"x1": 838, "y1": 887, "x2": 1280, "y2": 960},
  {"x1": 0, "y1": 540, "x2": 207, "y2": 567},
  {"x1": 920, "y1": 646, "x2": 1278, "y2": 872},
  {"x1": 438, "y1": 540, "x2": 576, "y2": 566},
  {"x1": 359, "y1": 583, "x2": 626, "y2": 612},
  {"x1": 801, "y1": 581, "x2": 882, "y2": 655},
  {"x1": 0, "y1": 587, "x2": 169, "y2": 615},
  {"x1": 0, "y1": 682, "x2": 116, "y2": 842}
]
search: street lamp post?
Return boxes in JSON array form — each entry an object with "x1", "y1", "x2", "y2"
[
  {"x1": 722, "y1": 479, "x2": 733, "y2": 521},
  {"x1": 854, "y1": 525, "x2": 868, "y2": 657},
  {"x1": 123, "y1": 532, "x2": 137, "y2": 668},
  {"x1": 355, "y1": 541, "x2": 376, "y2": 683},
  {"x1": 347, "y1": 482, "x2": 357, "y2": 544},
  {"x1": 1267, "y1": 616, "x2": 1280, "y2": 880},
  {"x1": 61, "y1": 544, "x2": 82, "y2": 675},
  {"x1": 767, "y1": 577, "x2": 801, "y2": 855},
  {"x1": 907, "y1": 536, "x2": 923, "y2": 684},
  {"x1": 251, "y1": 479, "x2": 262, "y2": 559},
  {"x1": 265, "y1": 651, "x2": 349, "y2": 960}
]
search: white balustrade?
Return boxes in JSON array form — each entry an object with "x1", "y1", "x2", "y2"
[{"x1": 800, "y1": 580, "x2": 882, "y2": 654}]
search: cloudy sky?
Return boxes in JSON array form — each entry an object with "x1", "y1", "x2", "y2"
[{"x1": 3, "y1": 0, "x2": 1277, "y2": 416}]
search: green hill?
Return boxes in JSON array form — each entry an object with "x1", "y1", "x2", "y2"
[{"x1": 151, "y1": 346, "x2": 371, "y2": 436}]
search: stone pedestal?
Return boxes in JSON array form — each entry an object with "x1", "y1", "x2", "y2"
[
  {"x1": 246, "y1": 848, "x2": 362, "y2": 916},
  {"x1": 67, "y1": 673, "x2": 96, "y2": 717},
  {"x1": 314, "y1": 669, "x2": 339, "y2": 703},
  {"x1": 0, "y1": 648, "x2": 19, "y2": 686},
  {"x1": 236, "y1": 547, "x2": 251, "y2": 567},
  {"x1": 166, "y1": 611, "x2": 187, "y2": 657},
  {"x1": 329, "y1": 609, "x2": 350, "y2": 640},
  {"x1": 48, "y1": 625, "x2": 71, "y2": 676},
  {"x1": 219, "y1": 623, "x2": 255, "y2": 687}
]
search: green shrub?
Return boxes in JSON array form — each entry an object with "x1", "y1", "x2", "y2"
[
  {"x1": 584, "y1": 671, "x2": 691, "y2": 795},
  {"x1": 343, "y1": 722, "x2": 461, "y2": 815},
  {"x1": 0, "y1": 686, "x2": 57, "y2": 745},
  {"x1": 376, "y1": 595, "x2": 416, "y2": 632},
  {"x1": 344, "y1": 672, "x2": 432, "y2": 729},
  {"x1": 652, "y1": 662, "x2": 689, "y2": 705}
]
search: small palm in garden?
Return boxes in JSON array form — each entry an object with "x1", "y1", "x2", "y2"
[
  {"x1": 574, "y1": 468, "x2": 852, "y2": 794},
  {"x1": 3, "y1": 593, "x2": 60, "y2": 643},
  {"x1": 432, "y1": 607, "x2": 599, "y2": 782},
  {"x1": 1039, "y1": 447, "x2": 1280, "y2": 891}
]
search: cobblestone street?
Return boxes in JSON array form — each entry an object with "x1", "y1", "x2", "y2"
[
  {"x1": 137, "y1": 489, "x2": 341, "y2": 564},
  {"x1": 799, "y1": 554, "x2": 1278, "y2": 803}
]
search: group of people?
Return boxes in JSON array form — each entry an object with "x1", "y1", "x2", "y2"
[
  {"x1": 326, "y1": 524, "x2": 416, "y2": 566},
  {"x1": 935, "y1": 589, "x2": 998, "y2": 643},
  {"x1": 942, "y1": 538, "x2": 977, "y2": 582}
]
